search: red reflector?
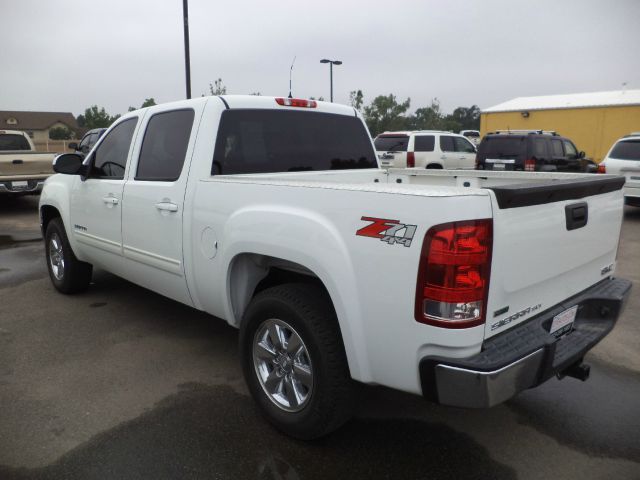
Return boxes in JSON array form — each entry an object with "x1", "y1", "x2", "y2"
[
  {"x1": 524, "y1": 158, "x2": 536, "y2": 171},
  {"x1": 407, "y1": 151, "x2": 415, "y2": 168},
  {"x1": 275, "y1": 98, "x2": 317, "y2": 108},
  {"x1": 597, "y1": 163, "x2": 606, "y2": 174},
  {"x1": 415, "y1": 219, "x2": 493, "y2": 328}
]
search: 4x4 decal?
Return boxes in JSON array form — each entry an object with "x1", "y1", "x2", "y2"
[{"x1": 356, "y1": 216, "x2": 417, "y2": 247}]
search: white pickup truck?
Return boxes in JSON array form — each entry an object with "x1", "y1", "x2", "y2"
[
  {"x1": 39, "y1": 96, "x2": 631, "y2": 439},
  {"x1": 1, "y1": 130, "x2": 56, "y2": 195}
]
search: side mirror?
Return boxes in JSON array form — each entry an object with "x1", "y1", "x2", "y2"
[
  {"x1": 53, "y1": 153, "x2": 86, "y2": 175},
  {"x1": 68, "y1": 142, "x2": 78, "y2": 150},
  {"x1": 579, "y1": 151, "x2": 586, "y2": 158}
]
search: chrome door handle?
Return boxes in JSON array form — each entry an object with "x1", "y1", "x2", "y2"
[
  {"x1": 102, "y1": 196, "x2": 119, "y2": 205},
  {"x1": 155, "y1": 202, "x2": 178, "y2": 212}
]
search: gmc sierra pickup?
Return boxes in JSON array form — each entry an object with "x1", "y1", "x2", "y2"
[
  {"x1": 1, "y1": 130, "x2": 56, "y2": 195},
  {"x1": 39, "y1": 95, "x2": 631, "y2": 439}
]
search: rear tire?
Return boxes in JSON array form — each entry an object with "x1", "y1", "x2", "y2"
[
  {"x1": 45, "y1": 218, "x2": 93, "y2": 294},
  {"x1": 240, "y1": 283, "x2": 356, "y2": 439}
]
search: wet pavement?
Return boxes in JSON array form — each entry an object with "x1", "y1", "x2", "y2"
[{"x1": 0, "y1": 196, "x2": 639, "y2": 480}]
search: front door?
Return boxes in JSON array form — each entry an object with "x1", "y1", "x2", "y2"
[
  {"x1": 70, "y1": 117, "x2": 139, "y2": 268},
  {"x1": 121, "y1": 107, "x2": 200, "y2": 306}
]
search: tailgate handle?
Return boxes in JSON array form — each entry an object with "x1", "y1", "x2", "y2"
[
  {"x1": 12, "y1": 159, "x2": 23, "y2": 165},
  {"x1": 565, "y1": 202, "x2": 588, "y2": 230}
]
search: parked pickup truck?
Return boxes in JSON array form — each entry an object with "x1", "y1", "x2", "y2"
[
  {"x1": 39, "y1": 96, "x2": 631, "y2": 439},
  {"x1": 0, "y1": 130, "x2": 56, "y2": 194}
]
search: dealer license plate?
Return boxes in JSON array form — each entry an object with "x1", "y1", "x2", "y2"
[
  {"x1": 12, "y1": 181, "x2": 28, "y2": 188},
  {"x1": 550, "y1": 305, "x2": 577, "y2": 337},
  {"x1": 492, "y1": 163, "x2": 505, "y2": 170}
]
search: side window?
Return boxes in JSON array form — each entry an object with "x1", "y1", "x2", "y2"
[
  {"x1": 551, "y1": 139, "x2": 564, "y2": 157},
  {"x1": 78, "y1": 133, "x2": 91, "y2": 152},
  {"x1": 136, "y1": 109, "x2": 195, "y2": 181},
  {"x1": 439, "y1": 135, "x2": 455, "y2": 152},
  {"x1": 454, "y1": 136, "x2": 476, "y2": 153},
  {"x1": 90, "y1": 118, "x2": 138, "y2": 179},
  {"x1": 414, "y1": 136, "x2": 435, "y2": 152},
  {"x1": 532, "y1": 139, "x2": 547, "y2": 158},
  {"x1": 563, "y1": 140, "x2": 578, "y2": 158}
]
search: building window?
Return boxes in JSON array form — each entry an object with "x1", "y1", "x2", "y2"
[{"x1": 6, "y1": 117, "x2": 18, "y2": 125}]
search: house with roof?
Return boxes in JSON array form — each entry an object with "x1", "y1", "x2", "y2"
[
  {"x1": 0, "y1": 110, "x2": 79, "y2": 150},
  {"x1": 480, "y1": 89, "x2": 640, "y2": 162}
]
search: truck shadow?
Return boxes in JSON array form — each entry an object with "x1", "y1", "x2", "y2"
[{"x1": 0, "y1": 383, "x2": 516, "y2": 480}]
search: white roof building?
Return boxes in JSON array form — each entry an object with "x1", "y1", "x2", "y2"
[{"x1": 483, "y1": 89, "x2": 640, "y2": 113}]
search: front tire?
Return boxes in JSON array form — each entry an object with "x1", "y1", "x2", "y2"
[
  {"x1": 45, "y1": 218, "x2": 93, "y2": 294},
  {"x1": 240, "y1": 283, "x2": 356, "y2": 439}
]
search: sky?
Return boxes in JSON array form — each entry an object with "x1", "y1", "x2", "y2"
[{"x1": 1, "y1": 0, "x2": 639, "y2": 118}]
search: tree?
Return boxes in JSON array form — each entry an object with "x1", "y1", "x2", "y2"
[
  {"x1": 349, "y1": 89, "x2": 364, "y2": 111},
  {"x1": 407, "y1": 98, "x2": 444, "y2": 131},
  {"x1": 448, "y1": 105, "x2": 480, "y2": 131},
  {"x1": 49, "y1": 126, "x2": 73, "y2": 140},
  {"x1": 77, "y1": 105, "x2": 119, "y2": 129},
  {"x1": 207, "y1": 78, "x2": 227, "y2": 95},
  {"x1": 362, "y1": 94, "x2": 411, "y2": 136},
  {"x1": 128, "y1": 98, "x2": 157, "y2": 112}
]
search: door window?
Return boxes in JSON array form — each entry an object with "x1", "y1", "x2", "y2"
[
  {"x1": 454, "y1": 137, "x2": 476, "y2": 153},
  {"x1": 551, "y1": 139, "x2": 564, "y2": 157},
  {"x1": 136, "y1": 110, "x2": 195, "y2": 181},
  {"x1": 439, "y1": 136, "x2": 455, "y2": 152},
  {"x1": 563, "y1": 140, "x2": 578, "y2": 159},
  {"x1": 414, "y1": 136, "x2": 435, "y2": 152},
  {"x1": 532, "y1": 139, "x2": 547, "y2": 158},
  {"x1": 89, "y1": 118, "x2": 138, "y2": 179}
]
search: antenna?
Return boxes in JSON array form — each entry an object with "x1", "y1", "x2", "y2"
[{"x1": 288, "y1": 56, "x2": 296, "y2": 98}]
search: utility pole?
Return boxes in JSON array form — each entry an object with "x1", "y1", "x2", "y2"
[
  {"x1": 320, "y1": 59, "x2": 342, "y2": 102},
  {"x1": 182, "y1": 0, "x2": 191, "y2": 99}
]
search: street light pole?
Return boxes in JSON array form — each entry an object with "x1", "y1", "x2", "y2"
[
  {"x1": 320, "y1": 59, "x2": 342, "y2": 102},
  {"x1": 182, "y1": 0, "x2": 192, "y2": 99}
]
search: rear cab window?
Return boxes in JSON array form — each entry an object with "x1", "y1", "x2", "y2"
[
  {"x1": 0, "y1": 134, "x2": 30, "y2": 151},
  {"x1": 609, "y1": 140, "x2": 640, "y2": 161},
  {"x1": 213, "y1": 110, "x2": 377, "y2": 175},
  {"x1": 374, "y1": 135, "x2": 409, "y2": 152}
]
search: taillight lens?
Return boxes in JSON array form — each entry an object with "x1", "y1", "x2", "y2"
[
  {"x1": 597, "y1": 163, "x2": 606, "y2": 174},
  {"x1": 275, "y1": 98, "x2": 317, "y2": 108},
  {"x1": 415, "y1": 219, "x2": 493, "y2": 328},
  {"x1": 407, "y1": 151, "x2": 415, "y2": 168},
  {"x1": 524, "y1": 158, "x2": 536, "y2": 171}
]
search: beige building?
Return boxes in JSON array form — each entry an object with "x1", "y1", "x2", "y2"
[{"x1": 0, "y1": 110, "x2": 79, "y2": 151}]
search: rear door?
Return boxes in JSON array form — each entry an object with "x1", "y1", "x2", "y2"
[
  {"x1": 374, "y1": 135, "x2": 409, "y2": 168},
  {"x1": 439, "y1": 135, "x2": 459, "y2": 168},
  {"x1": 485, "y1": 177, "x2": 624, "y2": 338},
  {"x1": 121, "y1": 104, "x2": 202, "y2": 305},
  {"x1": 413, "y1": 135, "x2": 435, "y2": 168}
]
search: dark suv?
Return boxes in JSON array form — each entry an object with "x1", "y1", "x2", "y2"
[
  {"x1": 476, "y1": 130, "x2": 595, "y2": 172},
  {"x1": 68, "y1": 128, "x2": 107, "y2": 157}
]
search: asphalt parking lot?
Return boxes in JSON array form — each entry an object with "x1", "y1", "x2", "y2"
[{"x1": 0, "y1": 196, "x2": 639, "y2": 480}]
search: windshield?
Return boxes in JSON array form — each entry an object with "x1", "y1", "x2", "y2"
[
  {"x1": 609, "y1": 140, "x2": 640, "y2": 161},
  {"x1": 212, "y1": 110, "x2": 377, "y2": 174},
  {"x1": 374, "y1": 135, "x2": 409, "y2": 152},
  {"x1": 480, "y1": 136, "x2": 526, "y2": 157}
]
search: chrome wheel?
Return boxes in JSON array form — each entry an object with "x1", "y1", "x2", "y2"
[
  {"x1": 48, "y1": 233, "x2": 65, "y2": 280},
  {"x1": 253, "y1": 318, "x2": 313, "y2": 412}
]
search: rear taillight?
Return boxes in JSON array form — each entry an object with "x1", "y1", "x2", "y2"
[
  {"x1": 524, "y1": 158, "x2": 536, "y2": 171},
  {"x1": 597, "y1": 163, "x2": 606, "y2": 174},
  {"x1": 407, "y1": 151, "x2": 415, "y2": 168},
  {"x1": 275, "y1": 98, "x2": 317, "y2": 108},
  {"x1": 415, "y1": 219, "x2": 493, "y2": 328}
]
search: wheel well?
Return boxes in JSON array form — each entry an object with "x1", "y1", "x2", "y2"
[
  {"x1": 228, "y1": 253, "x2": 332, "y2": 326},
  {"x1": 40, "y1": 205, "x2": 61, "y2": 235},
  {"x1": 426, "y1": 163, "x2": 443, "y2": 169}
]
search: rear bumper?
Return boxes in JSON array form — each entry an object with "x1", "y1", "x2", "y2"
[
  {"x1": 419, "y1": 277, "x2": 632, "y2": 408},
  {"x1": 623, "y1": 185, "x2": 640, "y2": 205},
  {"x1": 0, "y1": 180, "x2": 45, "y2": 194}
]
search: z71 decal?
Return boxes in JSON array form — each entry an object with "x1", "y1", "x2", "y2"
[{"x1": 356, "y1": 216, "x2": 417, "y2": 247}]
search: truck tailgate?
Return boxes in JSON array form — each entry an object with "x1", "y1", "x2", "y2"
[
  {"x1": 0, "y1": 153, "x2": 54, "y2": 177},
  {"x1": 485, "y1": 176, "x2": 625, "y2": 338}
]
